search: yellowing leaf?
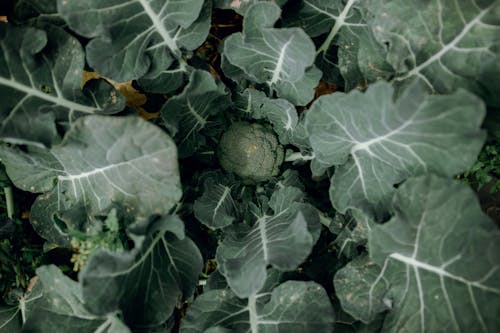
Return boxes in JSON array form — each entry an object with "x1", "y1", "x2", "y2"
[
  {"x1": 111, "y1": 80, "x2": 147, "y2": 108},
  {"x1": 82, "y1": 71, "x2": 154, "y2": 118},
  {"x1": 81, "y1": 70, "x2": 100, "y2": 86},
  {"x1": 138, "y1": 107, "x2": 160, "y2": 120}
]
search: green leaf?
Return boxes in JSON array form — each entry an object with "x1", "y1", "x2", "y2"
[
  {"x1": 176, "y1": 0, "x2": 212, "y2": 51},
  {"x1": 305, "y1": 80, "x2": 486, "y2": 218},
  {"x1": 138, "y1": 59, "x2": 191, "y2": 95},
  {"x1": 193, "y1": 173, "x2": 238, "y2": 229},
  {"x1": 369, "y1": 0, "x2": 500, "y2": 106},
  {"x1": 235, "y1": 89, "x2": 300, "y2": 145},
  {"x1": 22, "y1": 265, "x2": 130, "y2": 333},
  {"x1": 0, "y1": 273, "x2": 45, "y2": 333},
  {"x1": 0, "y1": 115, "x2": 182, "y2": 237},
  {"x1": 181, "y1": 279, "x2": 335, "y2": 333},
  {"x1": 220, "y1": 54, "x2": 248, "y2": 86},
  {"x1": 223, "y1": 3, "x2": 316, "y2": 100},
  {"x1": 10, "y1": 0, "x2": 64, "y2": 26},
  {"x1": 216, "y1": 186, "x2": 320, "y2": 297},
  {"x1": 161, "y1": 70, "x2": 230, "y2": 157},
  {"x1": 286, "y1": 0, "x2": 393, "y2": 90},
  {"x1": 0, "y1": 25, "x2": 124, "y2": 146},
  {"x1": 80, "y1": 215, "x2": 203, "y2": 330},
  {"x1": 234, "y1": 89, "x2": 312, "y2": 150},
  {"x1": 137, "y1": 0, "x2": 212, "y2": 94},
  {"x1": 274, "y1": 65, "x2": 322, "y2": 106},
  {"x1": 334, "y1": 254, "x2": 390, "y2": 323},
  {"x1": 57, "y1": 0, "x2": 206, "y2": 81},
  {"x1": 332, "y1": 300, "x2": 385, "y2": 333},
  {"x1": 329, "y1": 210, "x2": 374, "y2": 258},
  {"x1": 29, "y1": 195, "x2": 91, "y2": 246},
  {"x1": 0, "y1": 146, "x2": 59, "y2": 193},
  {"x1": 335, "y1": 175, "x2": 500, "y2": 331},
  {"x1": 0, "y1": 305, "x2": 21, "y2": 333},
  {"x1": 214, "y1": 0, "x2": 289, "y2": 16}
]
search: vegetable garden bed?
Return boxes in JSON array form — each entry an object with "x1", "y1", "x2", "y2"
[{"x1": 0, "y1": 1, "x2": 499, "y2": 332}]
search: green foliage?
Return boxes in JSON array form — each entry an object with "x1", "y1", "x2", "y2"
[
  {"x1": 306, "y1": 81, "x2": 486, "y2": 219},
  {"x1": 0, "y1": 0, "x2": 499, "y2": 332},
  {"x1": 0, "y1": 171, "x2": 44, "y2": 299},
  {"x1": 463, "y1": 140, "x2": 500, "y2": 193},
  {"x1": 69, "y1": 209, "x2": 125, "y2": 271},
  {"x1": 336, "y1": 175, "x2": 500, "y2": 331}
]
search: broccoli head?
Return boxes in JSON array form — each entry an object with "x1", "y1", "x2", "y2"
[{"x1": 217, "y1": 122, "x2": 284, "y2": 183}]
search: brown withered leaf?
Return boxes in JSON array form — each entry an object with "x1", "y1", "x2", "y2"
[
  {"x1": 302, "y1": 81, "x2": 338, "y2": 111},
  {"x1": 111, "y1": 80, "x2": 147, "y2": 108},
  {"x1": 82, "y1": 71, "x2": 155, "y2": 119},
  {"x1": 0, "y1": 16, "x2": 7, "y2": 23},
  {"x1": 27, "y1": 276, "x2": 39, "y2": 293},
  {"x1": 314, "y1": 81, "x2": 337, "y2": 99},
  {"x1": 81, "y1": 70, "x2": 101, "y2": 85},
  {"x1": 137, "y1": 107, "x2": 160, "y2": 120}
]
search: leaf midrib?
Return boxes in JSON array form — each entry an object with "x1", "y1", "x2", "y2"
[
  {"x1": 389, "y1": 252, "x2": 500, "y2": 295},
  {"x1": 137, "y1": 0, "x2": 179, "y2": 54},
  {"x1": 0, "y1": 77, "x2": 97, "y2": 114},
  {"x1": 396, "y1": 5, "x2": 492, "y2": 82}
]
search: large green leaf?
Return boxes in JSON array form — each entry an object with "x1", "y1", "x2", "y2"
[
  {"x1": 216, "y1": 186, "x2": 320, "y2": 297},
  {"x1": 305, "y1": 80, "x2": 486, "y2": 218},
  {"x1": 335, "y1": 175, "x2": 500, "y2": 332},
  {"x1": 181, "y1": 276, "x2": 335, "y2": 333},
  {"x1": 0, "y1": 25, "x2": 124, "y2": 146},
  {"x1": 161, "y1": 70, "x2": 230, "y2": 157},
  {"x1": 223, "y1": 3, "x2": 316, "y2": 102},
  {"x1": 137, "y1": 0, "x2": 212, "y2": 94},
  {"x1": 285, "y1": 0, "x2": 393, "y2": 90},
  {"x1": 0, "y1": 115, "x2": 181, "y2": 244},
  {"x1": 21, "y1": 265, "x2": 130, "y2": 333},
  {"x1": 0, "y1": 305, "x2": 21, "y2": 333},
  {"x1": 369, "y1": 0, "x2": 500, "y2": 106},
  {"x1": 57, "y1": 0, "x2": 206, "y2": 81},
  {"x1": 0, "y1": 272, "x2": 45, "y2": 333},
  {"x1": 80, "y1": 215, "x2": 203, "y2": 330},
  {"x1": 214, "y1": 0, "x2": 289, "y2": 15},
  {"x1": 9, "y1": 0, "x2": 64, "y2": 26}
]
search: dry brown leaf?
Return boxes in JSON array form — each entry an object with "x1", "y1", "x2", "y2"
[
  {"x1": 138, "y1": 107, "x2": 160, "y2": 120},
  {"x1": 82, "y1": 70, "x2": 149, "y2": 114},
  {"x1": 314, "y1": 81, "x2": 337, "y2": 99},
  {"x1": 111, "y1": 80, "x2": 147, "y2": 108},
  {"x1": 0, "y1": 16, "x2": 7, "y2": 23},
  {"x1": 27, "y1": 276, "x2": 39, "y2": 293},
  {"x1": 81, "y1": 70, "x2": 100, "y2": 87}
]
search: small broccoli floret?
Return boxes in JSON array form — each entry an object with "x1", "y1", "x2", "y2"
[
  {"x1": 70, "y1": 209, "x2": 125, "y2": 271},
  {"x1": 217, "y1": 122, "x2": 284, "y2": 183}
]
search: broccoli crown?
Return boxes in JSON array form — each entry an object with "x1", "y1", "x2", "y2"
[{"x1": 217, "y1": 122, "x2": 284, "y2": 182}]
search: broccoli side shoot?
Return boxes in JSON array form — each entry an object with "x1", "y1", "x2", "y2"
[{"x1": 217, "y1": 122, "x2": 284, "y2": 183}]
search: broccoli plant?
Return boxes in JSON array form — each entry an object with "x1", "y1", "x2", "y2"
[
  {"x1": 0, "y1": 1, "x2": 499, "y2": 333},
  {"x1": 217, "y1": 122, "x2": 284, "y2": 183}
]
